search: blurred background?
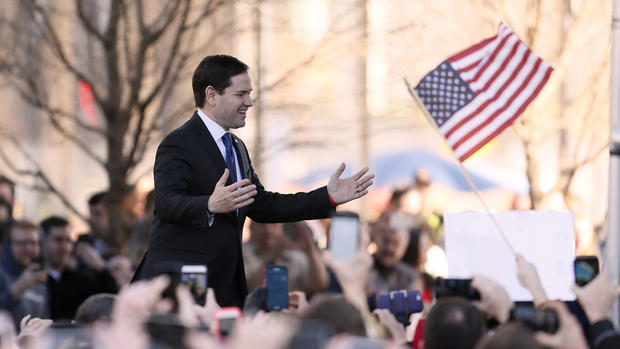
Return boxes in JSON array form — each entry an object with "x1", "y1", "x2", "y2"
[{"x1": 0, "y1": 0, "x2": 610, "y2": 255}]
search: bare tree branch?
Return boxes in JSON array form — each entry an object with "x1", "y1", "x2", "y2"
[
  {"x1": 75, "y1": 0, "x2": 106, "y2": 42},
  {"x1": 0, "y1": 133, "x2": 87, "y2": 221}
]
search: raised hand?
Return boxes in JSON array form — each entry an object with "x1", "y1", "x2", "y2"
[
  {"x1": 515, "y1": 254, "x2": 548, "y2": 307},
  {"x1": 534, "y1": 301, "x2": 588, "y2": 349},
  {"x1": 471, "y1": 274, "x2": 513, "y2": 324},
  {"x1": 208, "y1": 169, "x2": 257, "y2": 213},
  {"x1": 327, "y1": 163, "x2": 374, "y2": 205},
  {"x1": 572, "y1": 272, "x2": 620, "y2": 324}
]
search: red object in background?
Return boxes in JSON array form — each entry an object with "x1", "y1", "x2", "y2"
[{"x1": 78, "y1": 80, "x2": 99, "y2": 127}]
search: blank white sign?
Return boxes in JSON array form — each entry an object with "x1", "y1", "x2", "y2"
[{"x1": 444, "y1": 210, "x2": 575, "y2": 301}]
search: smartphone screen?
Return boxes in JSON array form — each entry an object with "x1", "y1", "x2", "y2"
[
  {"x1": 266, "y1": 266, "x2": 288, "y2": 311},
  {"x1": 181, "y1": 265, "x2": 208, "y2": 306},
  {"x1": 574, "y1": 256, "x2": 599, "y2": 286},
  {"x1": 328, "y1": 212, "x2": 360, "y2": 260}
]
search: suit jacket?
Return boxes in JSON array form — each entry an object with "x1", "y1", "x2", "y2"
[{"x1": 135, "y1": 112, "x2": 334, "y2": 307}]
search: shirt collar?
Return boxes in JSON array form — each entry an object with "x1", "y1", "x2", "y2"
[{"x1": 197, "y1": 108, "x2": 227, "y2": 142}]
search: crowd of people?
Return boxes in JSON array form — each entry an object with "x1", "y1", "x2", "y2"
[{"x1": 0, "y1": 173, "x2": 618, "y2": 349}]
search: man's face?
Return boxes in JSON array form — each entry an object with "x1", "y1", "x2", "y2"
[
  {"x1": 211, "y1": 72, "x2": 253, "y2": 130},
  {"x1": 10, "y1": 227, "x2": 40, "y2": 269},
  {"x1": 44, "y1": 225, "x2": 73, "y2": 268},
  {"x1": 375, "y1": 229, "x2": 407, "y2": 268},
  {"x1": 89, "y1": 202, "x2": 109, "y2": 234}
]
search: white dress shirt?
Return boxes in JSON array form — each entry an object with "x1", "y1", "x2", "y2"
[{"x1": 196, "y1": 109, "x2": 243, "y2": 182}]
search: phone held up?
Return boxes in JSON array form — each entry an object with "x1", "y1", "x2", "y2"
[
  {"x1": 213, "y1": 307, "x2": 242, "y2": 340},
  {"x1": 266, "y1": 266, "x2": 288, "y2": 311},
  {"x1": 574, "y1": 255, "x2": 599, "y2": 287},
  {"x1": 181, "y1": 265, "x2": 208, "y2": 306},
  {"x1": 328, "y1": 212, "x2": 360, "y2": 260}
]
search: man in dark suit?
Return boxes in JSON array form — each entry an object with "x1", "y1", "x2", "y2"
[{"x1": 135, "y1": 55, "x2": 374, "y2": 307}]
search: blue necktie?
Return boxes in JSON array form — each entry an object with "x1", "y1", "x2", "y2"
[{"x1": 222, "y1": 132, "x2": 237, "y2": 183}]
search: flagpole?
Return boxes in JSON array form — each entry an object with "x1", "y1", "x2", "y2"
[{"x1": 403, "y1": 78, "x2": 517, "y2": 256}]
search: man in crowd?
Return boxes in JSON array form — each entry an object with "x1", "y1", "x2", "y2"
[
  {"x1": 0, "y1": 221, "x2": 48, "y2": 328},
  {"x1": 134, "y1": 54, "x2": 374, "y2": 307},
  {"x1": 368, "y1": 212, "x2": 417, "y2": 292},
  {"x1": 243, "y1": 221, "x2": 328, "y2": 295},
  {"x1": 40, "y1": 216, "x2": 118, "y2": 321}
]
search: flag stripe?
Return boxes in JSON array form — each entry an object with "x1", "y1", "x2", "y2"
[
  {"x1": 413, "y1": 22, "x2": 553, "y2": 162},
  {"x1": 445, "y1": 53, "x2": 540, "y2": 146},
  {"x1": 466, "y1": 33, "x2": 516, "y2": 86},
  {"x1": 451, "y1": 58, "x2": 545, "y2": 151},
  {"x1": 440, "y1": 45, "x2": 532, "y2": 136},
  {"x1": 448, "y1": 36, "x2": 497, "y2": 66},
  {"x1": 467, "y1": 34, "x2": 519, "y2": 91},
  {"x1": 451, "y1": 24, "x2": 512, "y2": 78},
  {"x1": 454, "y1": 64, "x2": 552, "y2": 161}
]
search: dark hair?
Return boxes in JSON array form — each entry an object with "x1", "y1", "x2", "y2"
[
  {"x1": 75, "y1": 293, "x2": 116, "y2": 325},
  {"x1": 424, "y1": 297, "x2": 485, "y2": 349},
  {"x1": 192, "y1": 55, "x2": 249, "y2": 108},
  {"x1": 301, "y1": 294, "x2": 366, "y2": 337},
  {"x1": 88, "y1": 191, "x2": 107, "y2": 206},
  {"x1": 402, "y1": 224, "x2": 430, "y2": 268},
  {"x1": 476, "y1": 323, "x2": 542, "y2": 349},
  {"x1": 39, "y1": 216, "x2": 69, "y2": 238}
]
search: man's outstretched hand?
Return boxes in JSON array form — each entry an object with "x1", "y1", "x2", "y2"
[
  {"x1": 208, "y1": 169, "x2": 257, "y2": 213},
  {"x1": 327, "y1": 163, "x2": 374, "y2": 204}
]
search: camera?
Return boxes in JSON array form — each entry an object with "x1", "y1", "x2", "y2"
[
  {"x1": 510, "y1": 304, "x2": 558, "y2": 333},
  {"x1": 375, "y1": 290, "x2": 423, "y2": 324},
  {"x1": 434, "y1": 277, "x2": 481, "y2": 300}
]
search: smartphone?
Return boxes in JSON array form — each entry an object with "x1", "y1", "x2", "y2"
[
  {"x1": 266, "y1": 266, "x2": 288, "y2": 311},
  {"x1": 76, "y1": 234, "x2": 96, "y2": 246},
  {"x1": 434, "y1": 277, "x2": 481, "y2": 300},
  {"x1": 328, "y1": 212, "x2": 360, "y2": 260},
  {"x1": 376, "y1": 290, "x2": 423, "y2": 324},
  {"x1": 213, "y1": 307, "x2": 242, "y2": 339},
  {"x1": 574, "y1": 256, "x2": 599, "y2": 287},
  {"x1": 510, "y1": 303, "x2": 559, "y2": 333},
  {"x1": 181, "y1": 265, "x2": 208, "y2": 306}
]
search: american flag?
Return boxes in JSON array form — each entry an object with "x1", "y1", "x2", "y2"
[{"x1": 413, "y1": 23, "x2": 553, "y2": 162}]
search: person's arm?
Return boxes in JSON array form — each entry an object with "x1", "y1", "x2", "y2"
[
  {"x1": 292, "y1": 222, "x2": 328, "y2": 295},
  {"x1": 322, "y1": 225, "x2": 372, "y2": 317},
  {"x1": 471, "y1": 274, "x2": 513, "y2": 324},
  {"x1": 572, "y1": 273, "x2": 620, "y2": 349},
  {"x1": 515, "y1": 254, "x2": 549, "y2": 307},
  {"x1": 7, "y1": 266, "x2": 47, "y2": 306},
  {"x1": 534, "y1": 301, "x2": 589, "y2": 349}
]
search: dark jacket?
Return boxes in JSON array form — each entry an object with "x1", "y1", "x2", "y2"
[
  {"x1": 134, "y1": 112, "x2": 334, "y2": 307},
  {"x1": 589, "y1": 319, "x2": 620, "y2": 349},
  {"x1": 47, "y1": 267, "x2": 118, "y2": 321}
]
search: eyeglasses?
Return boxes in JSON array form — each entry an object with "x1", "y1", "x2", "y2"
[{"x1": 11, "y1": 240, "x2": 38, "y2": 247}]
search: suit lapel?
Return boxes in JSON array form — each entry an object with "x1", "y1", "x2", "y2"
[
  {"x1": 231, "y1": 134, "x2": 251, "y2": 226},
  {"x1": 188, "y1": 112, "x2": 229, "y2": 182}
]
